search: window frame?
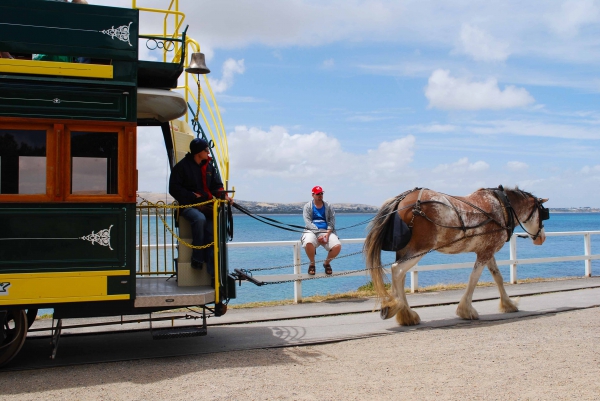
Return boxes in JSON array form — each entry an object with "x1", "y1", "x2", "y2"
[
  {"x1": 0, "y1": 122, "x2": 55, "y2": 202},
  {"x1": 0, "y1": 119, "x2": 136, "y2": 203}
]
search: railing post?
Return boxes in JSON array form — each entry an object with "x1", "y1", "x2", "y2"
[
  {"x1": 584, "y1": 233, "x2": 592, "y2": 277},
  {"x1": 510, "y1": 235, "x2": 517, "y2": 284},
  {"x1": 411, "y1": 268, "x2": 419, "y2": 293},
  {"x1": 293, "y1": 242, "x2": 303, "y2": 303}
]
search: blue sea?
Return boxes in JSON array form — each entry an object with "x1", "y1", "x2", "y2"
[
  {"x1": 37, "y1": 213, "x2": 599, "y2": 315},
  {"x1": 227, "y1": 212, "x2": 600, "y2": 305}
]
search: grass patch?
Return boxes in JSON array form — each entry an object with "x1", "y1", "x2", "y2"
[{"x1": 229, "y1": 276, "x2": 579, "y2": 309}]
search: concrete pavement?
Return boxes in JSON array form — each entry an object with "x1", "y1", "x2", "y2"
[{"x1": 8, "y1": 277, "x2": 600, "y2": 371}]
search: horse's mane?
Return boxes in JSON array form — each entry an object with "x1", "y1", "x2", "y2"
[{"x1": 476, "y1": 186, "x2": 533, "y2": 199}]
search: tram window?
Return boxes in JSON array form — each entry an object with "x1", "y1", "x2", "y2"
[
  {"x1": 0, "y1": 130, "x2": 46, "y2": 195},
  {"x1": 70, "y1": 131, "x2": 118, "y2": 195}
]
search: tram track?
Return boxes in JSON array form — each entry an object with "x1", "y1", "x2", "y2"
[{"x1": 6, "y1": 279, "x2": 600, "y2": 371}]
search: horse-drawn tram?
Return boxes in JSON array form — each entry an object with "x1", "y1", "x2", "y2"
[{"x1": 0, "y1": 0, "x2": 236, "y2": 366}]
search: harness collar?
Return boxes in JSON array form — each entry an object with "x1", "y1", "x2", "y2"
[
  {"x1": 491, "y1": 187, "x2": 515, "y2": 242},
  {"x1": 494, "y1": 186, "x2": 548, "y2": 241}
]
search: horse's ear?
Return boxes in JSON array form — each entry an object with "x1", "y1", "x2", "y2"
[{"x1": 540, "y1": 198, "x2": 549, "y2": 203}]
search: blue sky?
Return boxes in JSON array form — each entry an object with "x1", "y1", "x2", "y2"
[{"x1": 98, "y1": 0, "x2": 600, "y2": 207}]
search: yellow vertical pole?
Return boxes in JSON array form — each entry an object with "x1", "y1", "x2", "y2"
[{"x1": 213, "y1": 199, "x2": 220, "y2": 301}]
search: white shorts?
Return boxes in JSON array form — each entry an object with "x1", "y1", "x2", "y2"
[{"x1": 301, "y1": 231, "x2": 341, "y2": 252}]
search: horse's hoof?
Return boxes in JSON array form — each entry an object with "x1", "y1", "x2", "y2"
[
  {"x1": 456, "y1": 308, "x2": 479, "y2": 320},
  {"x1": 395, "y1": 306, "x2": 421, "y2": 326},
  {"x1": 380, "y1": 306, "x2": 391, "y2": 320},
  {"x1": 499, "y1": 301, "x2": 519, "y2": 313}
]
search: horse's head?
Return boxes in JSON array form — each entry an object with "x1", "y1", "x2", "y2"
[{"x1": 510, "y1": 190, "x2": 549, "y2": 245}]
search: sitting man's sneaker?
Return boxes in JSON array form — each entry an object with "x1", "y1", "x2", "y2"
[{"x1": 191, "y1": 259, "x2": 204, "y2": 270}]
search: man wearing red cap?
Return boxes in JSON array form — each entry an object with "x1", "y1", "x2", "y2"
[{"x1": 301, "y1": 186, "x2": 342, "y2": 275}]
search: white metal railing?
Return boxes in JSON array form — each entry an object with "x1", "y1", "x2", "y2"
[{"x1": 138, "y1": 231, "x2": 599, "y2": 303}]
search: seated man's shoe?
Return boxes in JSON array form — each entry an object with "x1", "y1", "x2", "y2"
[{"x1": 191, "y1": 259, "x2": 204, "y2": 270}]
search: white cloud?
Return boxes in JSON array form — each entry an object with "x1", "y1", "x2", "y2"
[
  {"x1": 581, "y1": 165, "x2": 600, "y2": 174},
  {"x1": 466, "y1": 119, "x2": 600, "y2": 140},
  {"x1": 457, "y1": 24, "x2": 510, "y2": 62},
  {"x1": 136, "y1": 127, "x2": 171, "y2": 192},
  {"x1": 272, "y1": 50, "x2": 283, "y2": 60},
  {"x1": 322, "y1": 58, "x2": 335, "y2": 69},
  {"x1": 364, "y1": 136, "x2": 416, "y2": 180},
  {"x1": 347, "y1": 115, "x2": 393, "y2": 122},
  {"x1": 229, "y1": 126, "x2": 346, "y2": 178},
  {"x1": 217, "y1": 95, "x2": 264, "y2": 103},
  {"x1": 227, "y1": 126, "x2": 416, "y2": 202},
  {"x1": 410, "y1": 124, "x2": 457, "y2": 133},
  {"x1": 547, "y1": 0, "x2": 600, "y2": 37},
  {"x1": 92, "y1": 0, "x2": 600, "y2": 67},
  {"x1": 507, "y1": 161, "x2": 529, "y2": 171},
  {"x1": 425, "y1": 69, "x2": 535, "y2": 110},
  {"x1": 433, "y1": 157, "x2": 489, "y2": 174},
  {"x1": 208, "y1": 59, "x2": 245, "y2": 94}
]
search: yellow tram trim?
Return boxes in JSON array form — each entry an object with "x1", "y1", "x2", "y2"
[
  {"x1": 0, "y1": 59, "x2": 113, "y2": 79},
  {"x1": 0, "y1": 270, "x2": 130, "y2": 305}
]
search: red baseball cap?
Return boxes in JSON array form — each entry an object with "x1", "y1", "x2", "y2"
[{"x1": 312, "y1": 186, "x2": 324, "y2": 194}]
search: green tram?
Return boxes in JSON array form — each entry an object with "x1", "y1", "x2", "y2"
[{"x1": 0, "y1": 0, "x2": 236, "y2": 366}]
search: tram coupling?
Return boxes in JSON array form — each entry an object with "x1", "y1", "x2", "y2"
[{"x1": 232, "y1": 269, "x2": 265, "y2": 286}]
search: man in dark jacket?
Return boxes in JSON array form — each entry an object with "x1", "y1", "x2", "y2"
[{"x1": 169, "y1": 138, "x2": 231, "y2": 271}]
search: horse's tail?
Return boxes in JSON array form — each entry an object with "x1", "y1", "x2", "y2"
[{"x1": 364, "y1": 194, "x2": 404, "y2": 302}]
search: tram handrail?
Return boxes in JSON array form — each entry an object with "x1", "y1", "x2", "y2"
[
  {"x1": 133, "y1": 0, "x2": 229, "y2": 182},
  {"x1": 137, "y1": 231, "x2": 599, "y2": 303}
]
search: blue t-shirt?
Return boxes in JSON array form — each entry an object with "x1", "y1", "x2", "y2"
[{"x1": 312, "y1": 203, "x2": 327, "y2": 230}]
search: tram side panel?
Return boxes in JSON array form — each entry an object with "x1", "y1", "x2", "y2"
[
  {"x1": 0, "y1": 2, "x2": 141, "y2": 316},
  {"x1": 0, "y1": 203, "x2": 136, "y2": 314}
]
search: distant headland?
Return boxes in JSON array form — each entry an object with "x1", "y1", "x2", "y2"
[
  {"x1": 136, "y1": 192, "x2": 597, "y2": 214},
  {"x1": 550, "y1": 207, "x2": 600, "y2": 213},
  {"x1": 136, "y1": 192, "x2": 378, "y2": 213}
]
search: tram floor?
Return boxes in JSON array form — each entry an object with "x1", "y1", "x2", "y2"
[{"x1": 7, "y1": 277, "x2": 600, "y2": 371}]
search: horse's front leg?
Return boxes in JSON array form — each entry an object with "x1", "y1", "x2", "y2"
[
  {"x1": 456, "y1": 256, "x2": 486, "y2": 320},
  {"x1": 382, "y1": 255, "x2": 423, "y2": 326},
  {"x1": 487, "y1": 257, "x2": 519, "y2": 313}
]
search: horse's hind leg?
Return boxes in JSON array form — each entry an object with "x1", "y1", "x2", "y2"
[
  {"x1": 487, "y1": 257, "x2": 519, "y2": 313},
  {"x1": 384, "y1": 255, "x2": 424, "y2": 326},
  {"x1": 456, "y1": 256, "x2": 486, "y2": 320}
]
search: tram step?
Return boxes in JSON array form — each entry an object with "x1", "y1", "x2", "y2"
[{"x1": 151, "y1": 326, "x2": 207, "y2": 340}]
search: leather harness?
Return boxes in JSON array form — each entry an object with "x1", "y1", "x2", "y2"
[{"x1": 490, "y1": 186, "x2": 515, "y2": 242}]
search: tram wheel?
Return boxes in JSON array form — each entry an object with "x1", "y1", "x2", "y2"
[
  {"x1": 0, "y1": 310, "x2": 28, "y2": 367},
  {"x1": 26, "y1": 309, "x2": 38, "y2": 329}
]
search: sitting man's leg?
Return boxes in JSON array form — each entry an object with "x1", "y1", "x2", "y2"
[
  {"x1": 180, "y1": 207, "x2": 207, "y2": 268},
  {"x1": 301, "y1": 231, "x2": 319, "y2": 275},
  {"x1": 322, "y1": 234, "x2": 342, "y2": 275}
]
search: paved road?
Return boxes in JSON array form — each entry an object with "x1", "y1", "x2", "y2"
[{"x1": 8, "y1": 277, "x2": 600, "y2": 371}]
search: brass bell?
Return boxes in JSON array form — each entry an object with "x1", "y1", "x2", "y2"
[{"x1": 185, "y1": 52, "x2": 210, "y2": 74}]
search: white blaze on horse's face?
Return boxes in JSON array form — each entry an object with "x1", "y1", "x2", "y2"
[
  {"x1": 533, "y1": 227, "x2": 546, "y2": 245},
  {"x1": 522, "y1": 205, "x2": 546, "y2": 246}
]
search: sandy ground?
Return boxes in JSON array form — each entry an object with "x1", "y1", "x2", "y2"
[{"x1": 1, "y1": 307, "x2": 600, "y2": 401}]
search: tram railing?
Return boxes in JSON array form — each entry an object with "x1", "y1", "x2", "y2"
[
  {"x1": 137, "y1": 229, "x2": 599, "y2": 303},
  {"x1": 136, "y1": 201, "x2": 178, "y2": 275}
]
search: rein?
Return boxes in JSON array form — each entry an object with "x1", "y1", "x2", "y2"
[
  {"x1": 406, "y1": 188, "x2": 508, "y2": 234},
  {"x1": 404, "y1": 186, "x2": 547, "y2": 241},
  {"x1": 505, "y1": 190, "x2": 548, "y2": 240}
]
